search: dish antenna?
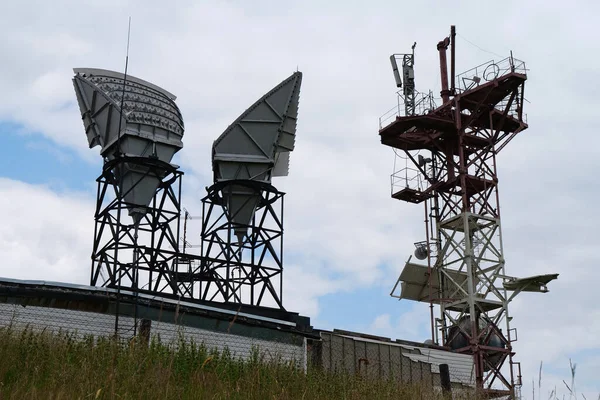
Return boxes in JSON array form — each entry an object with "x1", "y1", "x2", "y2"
[
  {"x1": 72, "y1": 68, "x2": 184, "y2": 224},
  {"x1": 414, "y1": 241, "x2": 429, "y2": 260},
  {"x1": 73, "y1": 67, "x2": 187, "y2": 302},
  {"x1": 212, "y1": 71, "x2": 302, "y2": 244},
  {"x1": 196, "y1": 71, "x2": 303, "y2": 308}
]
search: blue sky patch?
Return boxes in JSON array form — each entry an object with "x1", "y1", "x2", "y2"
[{"x1": 0, "y1": 121, "x2": 98, "y2": 193}]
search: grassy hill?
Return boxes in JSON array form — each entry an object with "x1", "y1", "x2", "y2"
[{"x1": 0, "y1": 326, "x2": 481, "y2": 399}]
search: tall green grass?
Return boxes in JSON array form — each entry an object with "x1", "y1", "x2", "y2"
[{"x1": 0, "y1": 325, "x2": 479, "y2": 400}]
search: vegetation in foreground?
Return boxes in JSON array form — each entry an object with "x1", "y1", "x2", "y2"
[{"x1": 0, "y1": 326, "x2": 480, "y2": 400}]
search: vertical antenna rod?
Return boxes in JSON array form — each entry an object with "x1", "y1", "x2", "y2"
[
  {"x1": 114, "y1": 16, "x2": 132, "y2": 338},
  {"x1": 115, "y1": 16, "x2": 132, "y2": 157}
]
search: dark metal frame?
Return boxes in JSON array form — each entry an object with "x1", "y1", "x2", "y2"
[
  {"x1": 177, "y1": 180, "x2": 285, "y2": 309},
  {"x1": 91, "y1": 156, "x2": 183, "y2": 297}
]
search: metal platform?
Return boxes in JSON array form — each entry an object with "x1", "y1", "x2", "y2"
[
  {"x1": 391, "y1": 187, "x2": 433, "y2": 203},
  {"x1": 379, "y1": 72, "x2": 528, "y2": 155}
]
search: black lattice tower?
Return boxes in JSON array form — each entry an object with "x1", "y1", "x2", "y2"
[
  {"x1": 175, "y1": 181, "x2": 284, "y2": 308},
  {"x1": 91, "y1": 156, "x2": 183, "y2": 295},
  {"x1": 72, "y1": 67, "x2": 187, "y2": 334},
  {"x1": 381, "y1": 26, "x2": 556, "y2": 399},
  {"x1": 182, "y1": 71, "x2": 302, "y2": 310}
]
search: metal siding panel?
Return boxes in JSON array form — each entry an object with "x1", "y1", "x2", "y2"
[
  {"x1": 0, "y1": 303, "x2": 131, "y2": 338},
  {"x1": 411, "y1": 360, "x2": 421, "y2": 383},
  {"x1": 365, "y1": 342, "x2": 380, "y2": 380},
  {"x1": 390, "y1": 345, "x2": 403, "y2": 382},
  {"x1": 380, "y1": 341, "x2": 391, "y2": 380},
  {"x1": 356, "y1": 340, "x2": 367, "y2": 377},
  {"x1": 402, "y1": 352, "x2": 412, "y2": 383},
  {"x1": 432, "y1": 371, "x2": 442, "y2": 388},
  {"x1": 343, "y1": 337, "x2": 355, "y2": 375},
  {"x1": 152, "y1": 321, "x2": 305, "y2": 366},
  {"x1": 0, "y1": 303, "x2": 306, "y2": 368},
  {"x1": 317, "y1": 332, "x2": 475, "y2": 388},
  {"x1": 421, "y1": 360, "x2": 434, "y2": 389},
  {"x1": 330, "y1": 334, "x2": 345, "y2": 374},
  {"x1": 322, "y1": 333, "x2": 332, "y2": 371}
]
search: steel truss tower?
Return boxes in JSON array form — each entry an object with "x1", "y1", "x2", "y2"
[
  {"x1": 382, "y1": 26, "x2": 557, "y2": 399},
  {"x1": 91, "y1": 156, "x2": 183, "y2": 296},
  {"x1": 176, "y1": 180, "x2": 284, "y2": 308},
  {"x1": 189, "y1": 71, "x2": 302, "y2": 310}
]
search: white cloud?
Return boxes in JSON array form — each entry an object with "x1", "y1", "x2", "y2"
[
  {"x1": 0, "y1": 1, "x2": 599, "y2": 397},
  {"x1": 282, "y1": 265, "x2": 343, "y2": 317},
  {"x1": 371, "y1": 314, "x2": 392, "y2": 331},
  {"x1": 0, "y1": 178, "x2": 93, "y2": 284},
  {"x1": 368, "y1": 303, "x2": 432, "y2": 343}
]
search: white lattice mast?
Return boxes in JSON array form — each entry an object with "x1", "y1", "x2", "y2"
[{"x1": 384, "y1": 25, "x2": 558, "y2": 398}]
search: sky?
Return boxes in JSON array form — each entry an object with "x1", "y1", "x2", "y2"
[{"x1": 0, "y1": 0, "x2": 598, "y2": 397}]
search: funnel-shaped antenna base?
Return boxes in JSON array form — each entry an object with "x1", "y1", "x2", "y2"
[
  {"x1": 117, "y1": 165, "x2": 161, "y2": 220},
  {"x1": 103, "y1": 156, "x2": 178, "y2": 225},
  {"x1": 130, "y1": 211, "x2": 145, "y2": 227},
  {"x1": 235, "y1": 231, "x2": 246, "y2": 249},
  {"x1": 197, "y1": 182, "x2": 285, "y2": 309},
  {"x1": 221, "y1": 183, "x2": 261, "y2": 237}
]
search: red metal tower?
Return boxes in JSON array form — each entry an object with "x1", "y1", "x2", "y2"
[{"x1": 382, "y1": 26, "x2": 557, "y2": 398}]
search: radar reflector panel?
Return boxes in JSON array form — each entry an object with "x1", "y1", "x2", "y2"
[
  {"x1": 211, "y1": 71, "x2": 302, "y2": 242},
  {"x1": 72, "y1": 68, "x2": 184, "y2": 222}
]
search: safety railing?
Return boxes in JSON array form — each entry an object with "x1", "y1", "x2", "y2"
[
  {"x1": 379, "y1": 91, "x2": 440, "y2": 130},
  {"x1": 455, "y1": 56, "x2": 527, "y2": 94},
  {"x1": 495, "y1": 91, "x2": 528, "y2": 124},
  {"x1": 380, "y1": 56, "x2": 526, "y2": 131},
  {"x1": 391, "y1": 165, "x2": 427, "y2": 196}
]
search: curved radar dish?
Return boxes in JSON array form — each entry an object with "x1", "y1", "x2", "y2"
[
  {"x1": 211, "y1": 71, "x2": 302, "y2": 242},
  {"x1": 72, "y1": 68, "x2": 184, "y2": 223}
]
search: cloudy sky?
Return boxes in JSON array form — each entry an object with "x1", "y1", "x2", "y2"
[{"x1": 0, "y1": 0, "x2": 598, "y2": 397}]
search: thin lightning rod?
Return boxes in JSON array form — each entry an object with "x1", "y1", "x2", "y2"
[
  {"x1": 115, "y1": 17, "x2": 132, "y2": 158},
  {"x1": 113, "y1": 16, "x2": 132, "y2": 338}
]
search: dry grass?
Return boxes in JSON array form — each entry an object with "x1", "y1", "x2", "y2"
[
  {"x1": 0, "y1": 326, "x2": 484, "y2": 400},
  {"x1": 533, "y1": 357, "x2": 595, "y2": 400}
]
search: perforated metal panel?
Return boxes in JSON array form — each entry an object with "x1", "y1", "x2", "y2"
[{"x1": 72, "y1": 68, "x2": 184, "y2": 218}]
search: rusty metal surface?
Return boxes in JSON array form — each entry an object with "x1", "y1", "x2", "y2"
[
  {"x1": 380, "y1": 26, "x2": 534, "y2": 398},
  {"x1": 314, "y1": 330, "x2": 475, "y2": 388}
]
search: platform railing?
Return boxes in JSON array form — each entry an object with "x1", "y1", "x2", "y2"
[
  {"x1": 379, "y1": 56, "x2": 527, "y2": 130},
  {"x1": 379, "y1": 91, "x2": 439, "y2": 130},
  {"x1": 390, "y1": 165, "x2": 427, "y2": 196},
  {"x1": 455, "y1": 56, "x2": 527, "y2": 94}
]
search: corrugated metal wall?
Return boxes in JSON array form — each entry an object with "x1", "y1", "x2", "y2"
[{"x1": 313, "y1": 331, "x2": 475, "y2": 389}]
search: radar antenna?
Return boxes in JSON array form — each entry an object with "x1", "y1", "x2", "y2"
[
  {"x1": 72, "y1": 16, "x2": 186, "y2": 338},
  {"x1": 193, "y1": 71, "x2": 303, "y2": 308}
]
